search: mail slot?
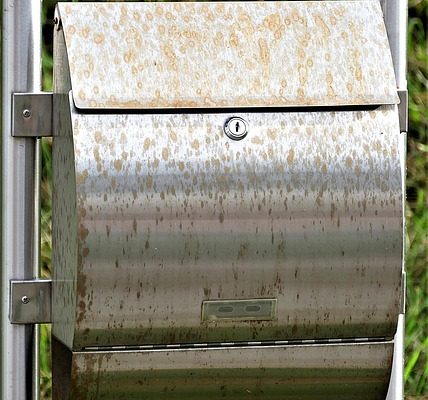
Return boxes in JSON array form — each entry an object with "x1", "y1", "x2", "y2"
[{"x1": 51, "y1": 2, "x2": 404, "y2": 399}]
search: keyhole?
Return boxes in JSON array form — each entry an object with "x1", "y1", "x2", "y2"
[{"x1": 224, "y1": 117, "x2": 248, "y2": 140}]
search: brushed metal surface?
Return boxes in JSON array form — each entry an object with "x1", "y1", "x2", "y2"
[
  {"x1": 50, "y1": 2, "x2": 405, "y2": 397},
  {"x1": 52, "y1": 101, "x2": 403, "y2": 350},
  {"x1": 52, "y1": 340, "x2": 394, "y2": 400},
  {"x1": 12, "y1": 93, "x2": 53, "y2": 137},
  {"x1": 56, "y1": 1, "x2": 398, "y2": 109},
  {"x1": 1, "y1": 1, "x2": 42, "y2": 399},
  {"x1": 9, "y1": 280, "x2": 52, "y2": 324}
]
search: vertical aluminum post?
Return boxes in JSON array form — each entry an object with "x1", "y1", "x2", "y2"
[
  {"x1": 381, "y1": 0, "x2": 408, "y2": 90},
  {"x1": 1, "y1": 1, "x2": 42, "y2": 400},
  {"x1": 382, "y1": 0, "x2": 408, "y2": 399}
]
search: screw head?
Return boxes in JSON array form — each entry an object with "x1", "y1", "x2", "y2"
[
  {"x1": 21, "y1": 295, "x2": 30, "y2": 304},
  {"x1": 22, "y1": 109, "x2": 32, "y2": 119}
]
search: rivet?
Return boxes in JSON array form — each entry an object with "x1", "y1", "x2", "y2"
[
  {"x1": 22, "y1": 109, "x2": 32, "y2": 119},
  {"x1": 21, "y1": 295, "x2": 30, "y2": 304}
]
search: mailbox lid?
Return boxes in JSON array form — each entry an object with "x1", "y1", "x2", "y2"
[{"x1": 57, "y1": 1, "x2": 398, "y2": 109}]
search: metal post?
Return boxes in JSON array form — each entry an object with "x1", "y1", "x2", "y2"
[
  {"x1": 381, "y1": 0, "x2": 408, "y2": 90},
  {"x1": 381, "y1": 1, "x2": 408, "y2": 399},
  {"x1": 1, "y1": 1, "x2": 42, "y2": 400}
]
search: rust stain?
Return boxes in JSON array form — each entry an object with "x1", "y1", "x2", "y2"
[
  {"x1": 287, "y1": 149, "x2": 295, "y2": 165},
  {"x1": 79, "y1": 225, "x2": 89, "y2": 240},
  {"x1": 113, "y1": 159, "x2": 123, "y2": 171},
  {"x1": 258, "y1": 38, "x2": 270, "y2": 66},
  {"x1": 162, "y1": 148, "x2": 169, "y2": 161},
  {"x1": 60, "y1": 2, "x2": 397, "y2": 109},
  {"x1": 314, "y1": 14, "x2": 331, "y2": 38},
  {"x1": 76, "y1": 169, "x2": 89, "y2": 184},
  {"x1": 191, "y1": 139, "x2": 200, "y2": 150},
  {"x1": 143, "y1": 138, "x2": 151, "y2": 151},
  {"x1": 93, "y1": 33, "x2": 105, "y2": 44}
]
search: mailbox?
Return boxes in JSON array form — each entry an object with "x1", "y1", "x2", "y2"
[{"x1": 51, "y1": 2, "x2": 404, "y2": 399}]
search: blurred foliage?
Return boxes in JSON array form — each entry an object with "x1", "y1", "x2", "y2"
[
  {"x1": 405, "y1": 0, "x2": 428, "y2": 396},
  {"x1": 39, "y1": 0, "x2": 427, "y2": 398}
]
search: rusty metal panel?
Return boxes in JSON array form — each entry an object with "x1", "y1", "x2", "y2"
[
  {"x1": 52, "y1": 95, "x2": 403, "y2": 349},
  {"x1": 56, "y1": 1, "x2": 398, "y2": 109},
  {"x1": 53, "y1": 340, "x2": 394, "y2": 399}
]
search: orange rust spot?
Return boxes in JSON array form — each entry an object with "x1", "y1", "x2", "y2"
[
  {"x1": 78, "y1": 90, "x2": 86, "y2": 101},
  {"x1": 346, "y1": 156, "x2": 353, "y2": 167},
  {"x1": 314, "y1": 14, "x2": 331, "y2": 38},
  {"x1": 251, "y1": 136, "x2": 263, "y2": 145},
  {"x1": 158, "y1": 25, "x2": 166, "y2": 35},
  {"x1": 76, "y1": 300, "x2": 86, "y2": 324},
  {"x1": 66, "y1": 25, "x2": 76, "y2": 35},
  {"x1": 93, "y1": 147, "x2": 101, "y2": 163},
  {"x1": 229, "y1": 32, "x2": 239, "y2": 48},
  {"x1": 143, "y1": 138, "x2": 151, "y2": 151},
  {"x1": 326, "y1": 71, "x2": 335, "y2": 97},
  {"x1": 162, "y1": 148, "x2": 169, "y2": 161},
  {"x1": 258, "y1": 38, "x2": 270, "y2": 65},
  {"x1": 355, "y1": 66, "x2": 363, "y2": 82},
  {"x1": 123, "y1": 50, "x2": 135, "y2": 64},
  {"x1": 263, "y1": 13, "x2": 280, "y2": 31},
  {"x1": 191, "y1": 139, "x2": 200, "y2": 150},
  {"x1": 287, "y1": 149, "x2": 295, "y2": 165},
  {"x1": 114, "y1": 159, "x2": 123, "y2": 171},
  {"x1": 93, "y1": 33, "x2": 104, "y2": 44},
  {"x1": 76, "y1": 170, "x2": 89, "y2": 185},
  {"x1": 79, "y1": 225, "x2": 89, "y2": 240},
  {"x1": 267, "y1": 129, "x2": 277, "y2": 140},
  {"x1": 169, "y1": 131, "x2": 177, "y2": 142},
  {"x1": 146, "y1": 175, "x2": 153, "y2": 189},
  {"x1": 81, "y1": 27, "x2": 90, "y2": 39}
]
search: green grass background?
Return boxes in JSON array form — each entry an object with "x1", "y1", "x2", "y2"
[{"x1": 38, "y1": 1, "x2": 427, "y2": 398}]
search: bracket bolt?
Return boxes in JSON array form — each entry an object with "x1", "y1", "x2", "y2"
[
  {"x1": 22, "y1": 109, "x2": 32, "y2": 119},
  {"x1": 21, "y1": 295, "x2": 30, "y2": 304}
]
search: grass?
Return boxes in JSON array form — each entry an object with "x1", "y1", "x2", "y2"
[
  {"x1": 38, "y1": 0, "x2": 427, "y2": 398},
  {"x1": 404, "y1": 0, "x2": 428, "y2": 395}
]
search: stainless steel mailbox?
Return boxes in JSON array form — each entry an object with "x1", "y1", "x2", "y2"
[{"x1": 52, "y1": 2, "x2": 404, "y2": 399}]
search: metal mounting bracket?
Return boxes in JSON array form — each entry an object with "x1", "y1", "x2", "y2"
[
  {"x1": 397, "y1": 89, "x2": 408, "y2": 133},
  {"x1": 9, "y1": 280, "x2": 52, "y2": 324},
  {"x1": 12, "y1": 92, "x2": 53, "y2": 137}
]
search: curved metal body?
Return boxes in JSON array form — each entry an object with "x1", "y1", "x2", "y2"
[
  {"x1": 51, "y1": 2, "x2": 405, "y2": 399},
  {"x1": 53, "y1": 340, "x2": 394, "y2": 400},
  {"x1": 54, "y1": 104, "x2": 403, "y2": 350}
]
